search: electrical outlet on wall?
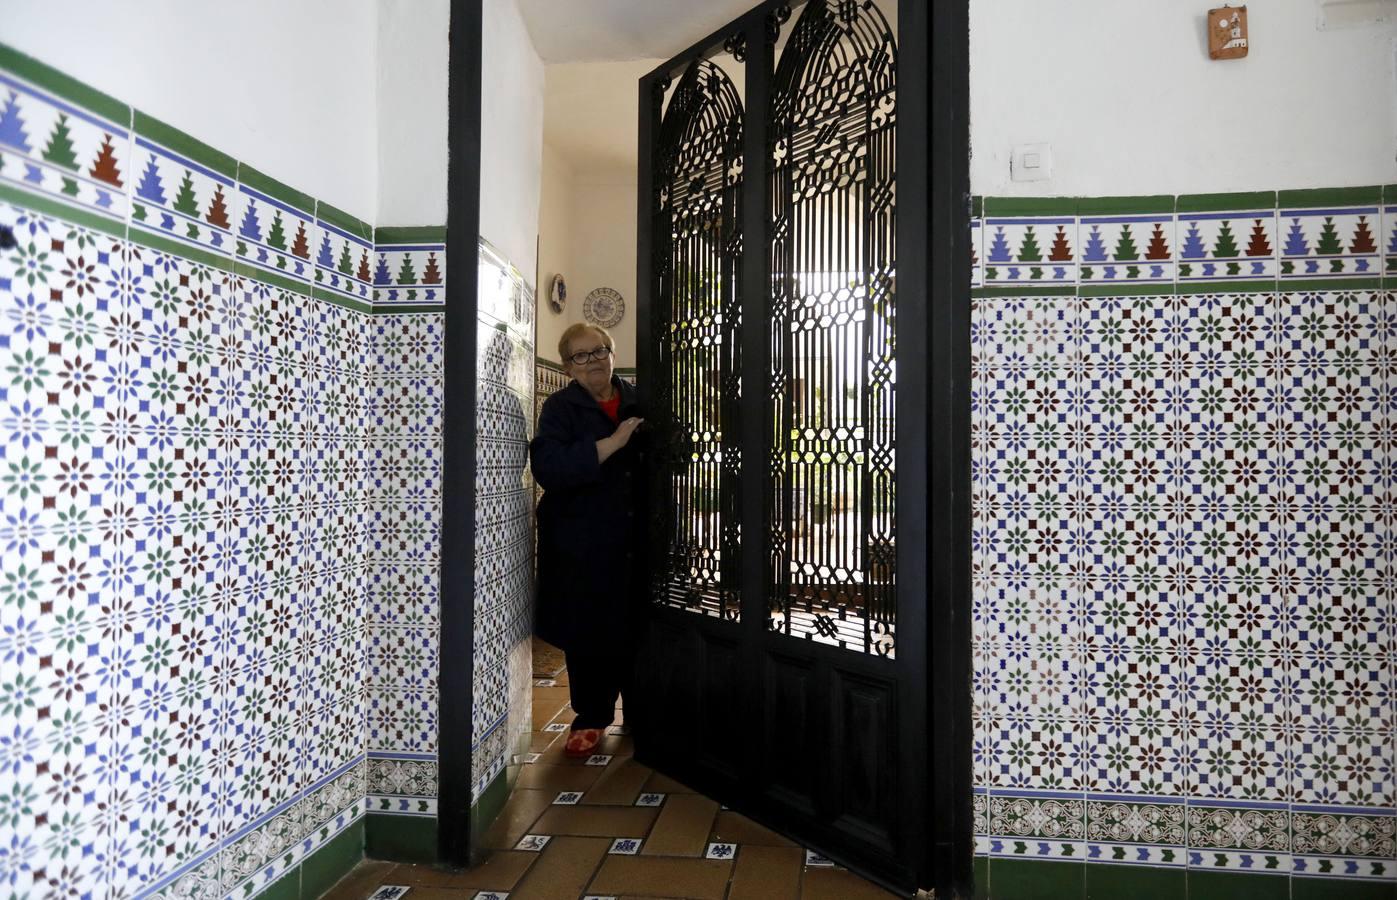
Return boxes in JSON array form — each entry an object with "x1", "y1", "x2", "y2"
[{"x1": 1011, "y1": 143, "x2": 1052, "y2": 182}]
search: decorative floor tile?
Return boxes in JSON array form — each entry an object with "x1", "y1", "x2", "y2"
[
  {"x1": 514, "y1": 834, "x2": 551, "y2": 852},
  {"x1": 705, "y1": 841, "x2": 737, "y2": 860},
  {"x1": 367, "y1": 888, "x2": 410, "y2": 900},
  {"x1": 805, "y1": 849, "x2": 836, "y2": 867},
  {"x1": 608, "y1": 837, "x2": 643, "y2": 855},
  {"x1": 586, "y1": 754, "x2": 613, "y2": 766},
  {"x1": 553, "y1": 791, "x2": 583, "y2": 805},
  {"x1": 635, "y1": 792, "x2": 665, "y2": 807}
]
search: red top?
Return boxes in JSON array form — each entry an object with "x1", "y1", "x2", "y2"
[{"x1": 599, "y1": 391, "x2": 621, "y2": 423}]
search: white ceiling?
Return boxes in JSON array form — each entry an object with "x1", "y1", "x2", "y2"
[
  {"x1": 532, "y1": 0, "x2": 897, "y2": 172},
  {"x1": 517, "y1": 0, "x2": 762, "y2": 63}
]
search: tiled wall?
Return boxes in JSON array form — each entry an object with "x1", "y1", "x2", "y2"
[
  {"x1": 471, "y1": 241, "x2": 536, "y2": 801},
  {"x1": 0, "y1": 44, "x2": 489, "y2": 899},
  {"x1": 364, "y1": 302, "x2": 444, "y2": 826},
  {"x1": 971, "y1": 189, "x2": 1396, "y2": 897}
]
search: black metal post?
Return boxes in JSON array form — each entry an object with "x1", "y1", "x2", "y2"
[
  {"x1": 919, "y1": 0, "x2": 974, "y2": 894},
  {"x1": 439, "y1": 0, "x2": 483, "y2": 868},
  {"x1": 738, "y1": 5, "x2": 774, "y2": 800}
]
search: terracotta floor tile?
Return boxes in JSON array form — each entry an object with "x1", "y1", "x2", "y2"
[
  {"x1": 483, "y1": 788, "x2": 554, "y2": 850},
  {"x1": 393, "y1": 852, "x2": 536, "y2": 891},
  {"x1": 318, "y1": 860, "x2": 397, "y2": 899},
  {"x1": 801, "y1": 867, "x2": 901, "y2": 899},
  {"x1": 532, "y1": 804, "x2": 659, "y2": 837},
  {"x1": 588, "y1": 856, "x2": 733, "y2": 900},
  {"x1": 516, "y1": 762, "x2": 607, "y2": 792},
  {"x1": 530, "y1": 731, "x2": 561, "y2": 752},
  {"x1": 642, "y1": 771, "x2": 697, "y2": 794},
  {"x1": 386, "y1": 861, "x2": 467, "y2": 886},
  {"x1": 710, "y1": 810, "x2": 799, "y2": 847},
  {"x1": 508, "y1": 835, "x2": 611, "y2": 900},
  {"x1": 460, "y1": 663, "x2": 893, "y2": 900},
  {"x1": 726, "y1": 845, "x2": 803, "y2": 900},
  {"x1": 534, "y1": 731, "x2": 632, "y2": 767},
  {"x1": 532, "y1": 688, "x2": 572, "y2": 729},
  {"x1": 582, "y1": 758, "x2": 653, "y2": 805},
  {"x1": 640, "y1": 793, "x2": 719, "y2": 857}
]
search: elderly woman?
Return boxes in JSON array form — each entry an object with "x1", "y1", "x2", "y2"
[{"x1": 531, "y1": 323, "x2": 646, "y2": 757}]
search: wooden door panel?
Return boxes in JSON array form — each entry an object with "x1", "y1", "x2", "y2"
[
  {"x1": 760, "y1": 651, "x2": 819, "y2": 816},
  {"x1": 829, "y1": 667, "x2": 897, "y2": 854},
  {"x1": 696, "y1": 632, "x2": 742, "y2": 776}
]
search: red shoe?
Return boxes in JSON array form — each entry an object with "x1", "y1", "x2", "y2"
[{"x1": 564, "y1": 727, "x2": 603, "y2": 758}]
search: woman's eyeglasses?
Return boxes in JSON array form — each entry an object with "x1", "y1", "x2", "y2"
[{"x1": 567, "y1": 346, "x2": 613, "y2": 366}]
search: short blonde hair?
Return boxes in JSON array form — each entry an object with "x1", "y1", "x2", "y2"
[{"x1": 558, "y1": 323, "x2": 614, "y2": 362}]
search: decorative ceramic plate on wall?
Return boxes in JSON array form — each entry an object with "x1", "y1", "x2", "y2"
[
  {"x1": 549, "y1": 273, "x2": 567, "y2": 313},
  {"x1": 583, "y1": 286, "x2": 625, "y2": 328}
]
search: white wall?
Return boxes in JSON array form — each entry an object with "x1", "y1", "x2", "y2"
[
  {"x1": 568, "y1": 167, "x2": 638, "y2": 368},
  {"x1": 480, "y1": 0, "x2": 545, "y2": 282},
  {"x1": 378, "y1": 0, "x2": 449, "y2": 226},
  {"x1": 970, "y1": 0, "x2": 1397, "y2": 195},
  {"x1": 4, "y1": 0, "x2": 380, "y2": 222},
  {"x1": 537, "y1": 141, "x2": 576, "y2": 362}
]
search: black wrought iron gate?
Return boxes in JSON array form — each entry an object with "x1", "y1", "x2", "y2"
[{"x1": 632, "y1": 1, "x2": 971, "y2": 894}]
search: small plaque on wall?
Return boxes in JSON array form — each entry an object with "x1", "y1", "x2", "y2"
[{"x1": 1208, "y1": 6, "x2": 1248, "y2": 60}]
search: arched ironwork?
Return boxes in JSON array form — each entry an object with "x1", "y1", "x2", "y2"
[
  {"x1": 650, "y1": 59, "x2": 745, "y2": 620},
  {"x1": 768, "y1": 0, "x2": 897, "y2": 655}
]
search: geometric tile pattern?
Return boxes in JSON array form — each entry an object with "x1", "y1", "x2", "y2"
[
  {"x1": 0, "y1": 42, "x2": 452, "y2": 899},
  {"x1": 365, "y1": 309, "x2": 443, "y2": 808},
  {"x1": 1278, "y1": 187, "x2": 1382, "y2": 281},
  {"x1": 0, "y1": 192, "x2": 378, "y2": 898},
  {"x1": 471, "y1": 239, "x2": 535, "y2": 798},
  {"x1": 0, "y1": 49, "x2": 130, "y2": 231},
  {"x1": 231, "y1": 164, "x2": 317, "y2": 290},
  {"x1": 973, "y1": 189, "x2": 1396, "y2": 887},
  {"x1": 314, "y1": 203, "x2": 375, "y2": 310},
  {"x1": 5, "y1": 34, "x2": 1394, "y2": 898},
  {"x1": 374, "y1": 226, "x2": 446, "y2": 310},
  {"x1": 128, "y1": 111, "x2": 238, "y2": 257}
]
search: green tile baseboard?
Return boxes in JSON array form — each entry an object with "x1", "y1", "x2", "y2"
[
  {"x1": 240, "y1": 819, "x2": 364, "y2": 900},
  {"x1": 980, "y1": 857, "x2": 1397, "y2": 899},
  {"x1": 365, "y1": 813, "x2": 440, "y2": 864}
]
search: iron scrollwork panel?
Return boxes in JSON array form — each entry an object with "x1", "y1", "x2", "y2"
[
  {"x1": 650, "y1": 59, "x2": 745, "y2": 621},
  {"x1": 768, "y1": 0, "x2": 897, "y2": 656}
]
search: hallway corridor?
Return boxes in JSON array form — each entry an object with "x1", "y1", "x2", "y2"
[{"x1": 322, "y1": 650, "x2": 898, "y2": 899}]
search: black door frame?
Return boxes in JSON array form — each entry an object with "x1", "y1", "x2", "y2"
[
  {"x1": 438, "y1": 0, "x2": 970, "y2": 890},
  {"x1": 440, "y1": 0, "x2": 483, "y2": 869},
  {"x1": 633, "y1": 0, "x2": 971, "y2": 894}
]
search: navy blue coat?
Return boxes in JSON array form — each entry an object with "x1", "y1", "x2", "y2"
[{"x1": 531, "y1": 376, "x2": 647, "y2": 654}]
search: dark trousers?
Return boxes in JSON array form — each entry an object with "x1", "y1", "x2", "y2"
[{"x1": 566, "y1": 647, "x2": 632, "y2": 730}]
